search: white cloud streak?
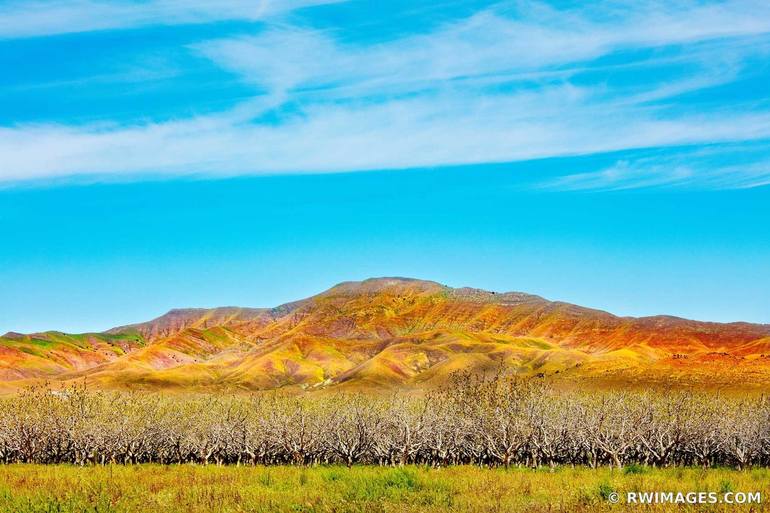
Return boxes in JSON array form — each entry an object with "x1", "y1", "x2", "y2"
[
  {"x1": 542, "y1": 153, "x2": 770, "y2": 191},
  {"x1": 0, "y1": 0, "x2": 343, "y2": 39},
  {"x1": 4, "y1": 96, "x2": 770, "y2": 183},
  {"x1": 2, "y1": 0, "x2": 770, "y2": 188},
  {"x1": 196, "y1": 1, "x2": 770, "y2": 98}
]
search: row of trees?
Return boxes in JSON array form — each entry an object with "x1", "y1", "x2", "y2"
[{"x1": 1, "y1": 375, "x2": 768, "y2": 468}]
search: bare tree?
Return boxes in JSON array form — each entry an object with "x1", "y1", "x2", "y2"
[{"x1": 1, "y1": 377, "x2": 769, "y2": 469}]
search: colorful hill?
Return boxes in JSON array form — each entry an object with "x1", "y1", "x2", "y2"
[{"x1": 2, "y1": 278, "x2": 770, "y2": 392}]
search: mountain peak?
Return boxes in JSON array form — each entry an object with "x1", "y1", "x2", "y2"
[
  {"x1": 325, "y1": 277, "x2": 447, "y2": 295},
  {"x1": 323, "y1": 277, "x2": 546, "y2": 306}
]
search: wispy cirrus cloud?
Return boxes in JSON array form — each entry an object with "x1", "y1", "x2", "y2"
[
  {"x1": 541, "y1": 152, "x2": 770, "y2": 191},
  {"x1": 196, "y1": 2, "x2": 770, "y2": 99},
  {"x1": 5, "y1": 92, "x2": 770, "y2": 183},
  {"x1": 0, "y1": 0, "x2": 344, "y2": 39},
  {"x1": 2, "y1": 0, "x2": 770, "y2": 189}
]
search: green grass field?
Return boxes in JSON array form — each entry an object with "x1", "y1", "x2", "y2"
[{"x1": 1, "y1": 465, "x2": 769, "y2": 513}]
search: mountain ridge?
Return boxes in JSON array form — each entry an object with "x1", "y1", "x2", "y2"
[{"x1": 2, "y1": 277, "x2": 769, "y2": 392}]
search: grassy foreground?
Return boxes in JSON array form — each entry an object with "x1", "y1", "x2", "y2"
[{"x1": 1, "y1": 465, "x2": 770, "y2": 513}]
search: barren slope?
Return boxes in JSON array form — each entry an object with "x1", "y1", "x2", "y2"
[{"x1": 2, "y1": 278, "x2": 769, "y2": 392}]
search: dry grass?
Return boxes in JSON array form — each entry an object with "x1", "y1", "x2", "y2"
[{"x1": 1, "y1": 465, "x2": 769, "y2": 513}]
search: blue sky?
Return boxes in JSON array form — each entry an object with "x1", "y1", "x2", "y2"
[{"x1": 0, "y1": 0, "x2": 769, "y2": 333}]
